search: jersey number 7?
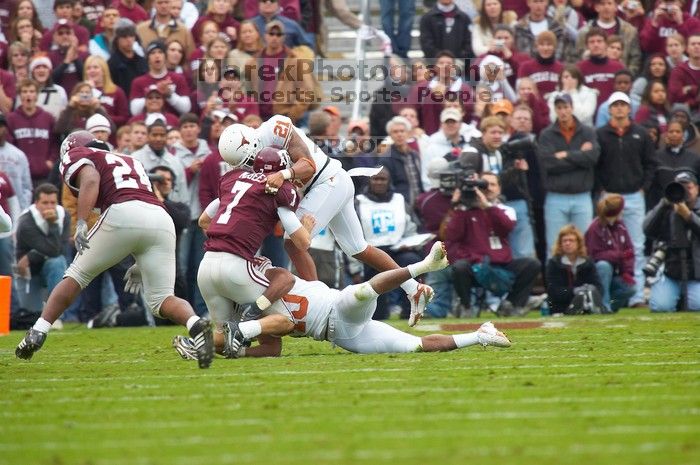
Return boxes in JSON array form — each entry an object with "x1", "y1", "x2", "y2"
[{"x1": 217, "y1": 181, "x2": 252, "y2": 224}]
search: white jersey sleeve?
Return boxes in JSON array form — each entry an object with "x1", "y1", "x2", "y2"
[{"x1": 258, "y1": 115, "x2": 342, "y2": 190}]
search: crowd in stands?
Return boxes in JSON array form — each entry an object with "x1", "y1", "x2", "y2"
[{"x1": 2, "y1": 0, "x2": 700, "y2": 327}]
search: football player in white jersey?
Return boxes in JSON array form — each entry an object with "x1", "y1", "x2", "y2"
[
  {"x1": 173, "y1": 242, "x2": 511, "y2": 359},
  {"x1": 218, "y1": 119, "x2": 433, "y2": 327}
]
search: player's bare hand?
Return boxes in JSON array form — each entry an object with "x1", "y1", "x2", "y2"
[
  {"x1": 124, "y1": 264, "x2": 143, "y2": 295},
  {"x1": 265, "y1": 171, "x2": 284, "y2": 194},
  {"x1": 300, "y1": 214, "x2": 316, "y2": 232},
  {"x1": 74, "y1": 219, "x2": 90, "y2": 255}
]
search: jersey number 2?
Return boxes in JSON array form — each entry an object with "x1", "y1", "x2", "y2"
[
  {"x1": 216, "y1": 181, "x2": 252, "y2": 224},
  {"x1": 105, "y1": 154, "x2": 152, "y2": 192}
]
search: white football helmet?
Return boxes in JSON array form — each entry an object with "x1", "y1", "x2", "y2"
[
  {"x1": 219, "y1": 124, "x2": 261, "y2": 169},
  {"x1": 60, "y1": 130, "x2": 96, "y2": 158}
]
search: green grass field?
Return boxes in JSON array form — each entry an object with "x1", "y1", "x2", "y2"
[{"x1": 1, "y1": 310, "x2": 699, "y2": 465}]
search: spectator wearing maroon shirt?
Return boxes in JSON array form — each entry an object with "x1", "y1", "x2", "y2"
[
  {"x1": 127, "y1": 85, "x2": 181, "y2": 129},
  {"x1": 669, "y1": 33, "x2": 700, "y2": 111},
  {"x1": 518, "y1": 30, "x2": 564, "y2": 98},
  {"x1": 192, "y1": 0, "x2": 240, "y2": 47},
  {"x1": 572, "y1": 0, "x2": 641, "y2": 75},
  {"x1": 635, "y1": 79, "x2": 672, "y2": 133},
  {"x1": 55, "y1": 81, "x2": 115, "y2": 140},
  {"x1": 136, "y1": 0, "x2": 195, "y2": 59},
  {"x1": 108, "y1": 19, "x2": 147, "y2": 99},
  {"x1": 130, "y1": 40, "x2": 192, "y2": 117},
  {"x1": 7, "y1": 79, "x2": 58, "y2": 185},
  {"x1": 514, "y1": 0, "x2": 571, "y2": 61},
  {"x1": 39, "y1": 0, "x2": 90, "y2": 54},
  {"x1": 640, "y1": 0, "x2": 700, "y2": 55},
  {"x1": 577, "y1": 27, "x2": 625, "y2": 109},
  {"x1": 47, "y1": 20, "x2": 89, "y2": 95},
  {"x1": 83, "y1": 55, "x2": 130, "y2": 127},
  {"x1": 112, "y1": 0, "x2": 149, "y2": 24},
  {"x1": 407, "y1": 50, "x2": 474, "y2": 136}
]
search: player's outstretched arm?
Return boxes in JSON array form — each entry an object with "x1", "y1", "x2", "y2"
[{"x1": 242, "y1": 334, "x2": 283, "y2": 357}]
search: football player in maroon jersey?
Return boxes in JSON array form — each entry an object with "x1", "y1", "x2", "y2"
[
  {"x1": 16, "y1": 130, "x2": 215, "y2": 368},
  {"x1": 196, "y1": 146, "x2": 315, "y2": 357}
]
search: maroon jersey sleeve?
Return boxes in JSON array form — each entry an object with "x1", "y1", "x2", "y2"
[
  {"x1": 60, "y1": 147, "x2": 162, "y2": 210},
  {"x1": 0, "y1": 172, "x2": 14, "y2": 213},
  {"x1": 275, "y1": 181, "x2": 300, "y2": 212}
]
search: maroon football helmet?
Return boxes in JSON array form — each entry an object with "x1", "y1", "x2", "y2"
[
  {"x1": 60, "y1": 130, "x2": 97, "y2": 158},
  {"x1": 253, "y1": 147, "x2": 291, "y2": 174}
]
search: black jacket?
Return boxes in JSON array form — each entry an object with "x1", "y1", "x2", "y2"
[
  {"x1": 380, "y1": 145, "x2": 424, "y2": 206},
  {"x1": 649, "y1": 146, "x2": 700, "y2": 206},
  {"x1": 538, "y1": 118, "x2": 600, "y2": 194},
  {"x1": 108, "y1": 49, "x2": 148, "y2": 99},
  {"x1": 595, "y1": 122, "x2": 658, "y2": 194},
  {"x1": 546, "y1": 255, "x2": 602, "y2": 313},
  {"x1": 643, "y1": 197, "x2": 700, "y2": 281},
  {"x1": 16, "y1": 209, "x2": 71, "y2": 275},
  {"x1": 419, "y1": 6, "x2": 473, "y2": 61}
]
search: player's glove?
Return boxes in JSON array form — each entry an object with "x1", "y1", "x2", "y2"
[
  {"x1": 124, "y1": 264, "x2": 143, "y2": 295},
  {"x1": 74, "y1": 219, "x2": 90, "y2": 255}
]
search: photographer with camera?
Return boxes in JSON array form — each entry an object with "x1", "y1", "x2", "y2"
[
  {"x1": 469, "y1": 116, "x2": 537, "y2": 258},
  {"x1": 640, "y1": 1, "x2": 700, "y2": 55},
  {"x1": 444, "y1": 157, "x2": 540, "y2": 317},
  {"x1": 539, "y1": 93, "x2": 600, "y2": 255},
  {"x1": 644, "y1": 170, "x2": 700, "y2": 312}
]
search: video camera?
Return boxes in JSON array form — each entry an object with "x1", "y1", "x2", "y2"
[
  {"x1": 500, "y1": 133, "x2": 536, "y2": 161},
  {"x1": 438, "y1": 149, "x2": 488, "y2": 207}
]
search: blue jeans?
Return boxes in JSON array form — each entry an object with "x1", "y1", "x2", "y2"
[
  {"x1": 506, "y1": 199, "x2": 535, "y2": 258},
  {"x1": 380, "y1": 0, "x2": 415, "y2": 57},
  {"x1": 180, "y1": 224, "x2": 208, "y2": 316},
  {"x1": 545, "y1": 192, "x2": 593, "y2": 257},
  {"x1": 595, "y1": 261, "x2": 635, "y2": 312},
  {"x1": 425, "y1": 266, "x2": 454, "y2": 318},
  {"x1": 619, "y1": 191, "x2": 646, "y2": 305},
  {"x1": 649, "y1": 274, "x2": 700, "y2": 311},
  {"x1": 17, "y1": 256, "x2": 67, "y2": 312}
]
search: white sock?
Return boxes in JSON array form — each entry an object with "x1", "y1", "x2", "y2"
[
  {"x1": 400, "y1": 278, "x2": 419, "y2": 294},
  {"x1": 407, "y1": 255, "x2": 434, "y2": 278},
  {"x1": 33, "y1": 318, "x2": 52, "y2": 334},
  {"x1": 452, "y1": 332, "x2": 479, "y2": 348},
  {"x1": 185, "y1": 316, "x2": 200, "y2": 332},
  {"x1": 239, "y1": 320, "x2": 262, "y2": 339}
]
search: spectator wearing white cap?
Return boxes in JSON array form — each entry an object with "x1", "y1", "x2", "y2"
[
  {"x1": 595, "y1": 90, "x2": 658, "y2": 307},
  {"x1": 23, "y1": 55, "x2": 68, "y2": 120},
  {"x1": 85, "y1": 113, "x2": 113, "y2": 148},
  {"x1": 421, "y1": 107, "x2": 481, "y2": 188}
]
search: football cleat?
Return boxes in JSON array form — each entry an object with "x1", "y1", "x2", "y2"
[
  {"x1": 15, "y1": 328, "x2": 48, "y2": 360},
  {"x1": 222, "y1": 321, "x2": 247, "y2": 358},
  {"x1": 476, "y1": 321, "x2": 511, "y2": 348},
  {"x1": 407, "y1": 283, "x2": 434, "y2": 327},
  {"x1": 188, "y1": 318, "x2": 214, "y2": 369},
  {"x1": 172, "y1": 335, "x2": 198, "y2": 361}
]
